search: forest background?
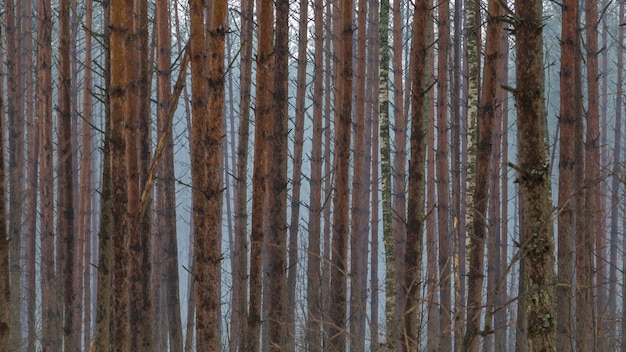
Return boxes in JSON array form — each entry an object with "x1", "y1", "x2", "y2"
[{"x1": 0, "y1": 0, "x2": 623, "y2": 350}]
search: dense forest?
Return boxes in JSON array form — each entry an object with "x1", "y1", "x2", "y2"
[{"x1": 0, "y1": 0, "x2": 623, "y2": 350}]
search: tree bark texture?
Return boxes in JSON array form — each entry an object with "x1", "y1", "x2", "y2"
[
  {"x1": 513, "y1": 0, "x2": 556, "y2": 349},
  {"x1": 404, "y1": 0, "x2": 429, "y2": 348},
  {"x1": 329, "y1": 0, "x2": 353, "y2": 348}
]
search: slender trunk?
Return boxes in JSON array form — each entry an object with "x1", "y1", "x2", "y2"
[
  {"x1": 378, "y1": 0, "x2": 397, "y2": 347},
  {"x1": 59, "y1": 0, "x2": 77, "y2": 349},
  {"x1": 79, "y1": 0, "x2": 94, "y2": 348},
  {"x1": 191, "y1": 0, "x2": 226, "y2": 348},
  {"x1": 286, "y1": 0, "x2": 308, "y2": 347},
  {"x1": 584, "y1": 0, "x2": 601, "y2": 348},
  {"x1": 6, "y1": 0, "x2": 24, "y2": 346},
  {"x1": 0, "y1": 19, "x2": 9, "y2": 348},
  {"x1": 437, "y1": 0, "x2": 452, "y2": 348},
  {"x1": 234, "y1": 0, "x2": 253, "y2": 347},
  {"x1": 368, "y1": 1, "x2": 381, "y2": 347},
  {"x1": 403, "y1": 0, "x2": 429, "y2": 348},
  {"x1": 249, "y1": 0, "x2": 274, "y2": 347},
  {"x1": 156, "y1": 0, "x2": 183, "y2": 350},
  {"x1": 391, "y1": 0, "x2": 407, "y2": 329},
  {"x1": 350, "y1": 0, "x2": 368, "y2": 347},
  {"x1": 513, "y1": 0, "x2": 556, "y2": 348},
  {"x1": 426, "y1": 89, "x2": 438, "y2": 350},
  {"x1": 556, "y1": 0, "x2": 579, "y2": 349},
  {"x1": 329, "y1": 0, "x2": 353, "y2": 347}
]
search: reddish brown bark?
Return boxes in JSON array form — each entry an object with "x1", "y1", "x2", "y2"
[{"x1": 403, "y1": 0, "x2": 429, "y2": 348}]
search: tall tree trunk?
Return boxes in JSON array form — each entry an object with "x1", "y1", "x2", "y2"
[
  {"x1": 350, "y1": 0, "x2": 368, "y2": 347},
  {"x1": 267, "y1": 0, "x2": 289, "y2": 348},
  {"x1": 191, "y1": 0, "x2": 226, "y2": 348},
  {"x1": 513, "y1": 0, "x2": 556, "y2": 348},
  {"x1": 463, "y1": 0, "x2": 482, "y2": 344},
  {"x1": 286, "y1": 0, "x2": 308, "y2": 347},
  {"x1": 6, "y1": 0, "x2": 24, "y2": 346},
  {"x1": 79, "y1": 0, "x2": 94, "y2": 348},
  {"x1": 0, "y1": 18, "x2": 9, "y2": 347},
  {"x1": 249, "y1": 0, "x2": 274, "y2": 347},
  {"x1": 391, "y1": 0, "x2": 407, "y2": 329},
  {"x1": 437, "y1": 0, "x2": 452, "y2": 348},
  {"x1": 110, "y1": 0, "x2": 134, "y2": 350},
  {"x1": 403, "y1": 0, "x2": 429, "y2": 348},
  {"x1": 378, "y1": 0, "x2": 397, "y2": 347},
  {"x1": 451, "y1": 0, "x2": 465, "y2": 348},
  {"x1": 617, "y1": 2, "x2": 626, "y2": 350},
  {"x1": 426, "y1": 82, "x2": 438, "y2": 351},
  {"x1": 155, "y1": 0, "x2": 184, "y2": 350},
  {"x1": 368, "y1": 0, "x2": 381, "y2": 346},
  {"x1": 306, "y1": 0, "x2": 324, "y2": 348},
  {"x1": 556, "y1": 0, "x2": 579, "y2": 348},
  {"x1": 234, "y1": 0, "x2": 254, "y2": 347},
  {"x1": 58, "y1": 0, "x2": 76, "y2": 349},
  {"x1": 584, "y1": 0, "x2": 601, "y2": 348},
  {"x1": 329, "y1": 0, "x2": 353, "y2": 347},
  {"x1": 23, "y1": 0, "x2": 37, "y2": 347}
]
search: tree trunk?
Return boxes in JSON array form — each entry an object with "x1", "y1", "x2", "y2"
[
  {"x1": 79, "y1": 0, "x2": 94, "y2": 348},
  {"x1": 426, "y1": 81, "x2": 438, "y2": 350},
  {"x1": 350, "y1": 0, "x2": 368, "y2": 348},
  {"x1": 249, "y1": 0, "x2": 274, "y2": 347},
  {"x1": 378, "y1": 0, "x2": 397, "y2": 347},
  {"x1": 584, "y1": 0, "x2": 601, "y2": 348},
  {"x1": 306, "y1": 0, "x2": 324, "y2": 348},
  {"x1": 0, "y1": 18, "x2": 9, "y2": 346},
  {"x1": 286, "y1": 0, "x2": 308, "y2": 347},
  {"x1": 155, "y1": 1, "x2": 184, "y2": 350},
  {"x1": 266, "y1": 0, "x2": 289, "y2": 348},
  {"x1": 556, "y1": 0, "x2": 579, "y2": 348},
  {"x1": 58, "y1": 0, "x2": 77, "y2": 349},
  {"x1": 513, "y1": 0, "x2": 556, "y2": 348},
  {"x1": 190, "y1": 0, "x2": 226, "y2": 348},
  {"x1": 6, "y1": 0, "x2": 24, "y2": 346},
  {"x1": 329, "y1": 0, "x2": 353, "y2": 347},
  {"x1": 403, "y1": 0, "x2": 429, "y2": 348},
  {"x1": 436, "y1": 0, "x2": 452, "y2": 348},
  {"x1": 368, "y1": 1, "x2": 381, "y2": 347}
]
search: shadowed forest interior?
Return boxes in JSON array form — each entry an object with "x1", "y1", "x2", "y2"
[{"x1": 0, "y1": 0, "x2": 624, "y2": 350}]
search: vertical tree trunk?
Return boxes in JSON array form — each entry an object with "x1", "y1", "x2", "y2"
[
  {"x1": 350, "y1": 0, "x2": 368, "y2": 347},
  {"x1": 426, "y1": 84, "x2": 438, "y2": 350},
  {"x1": 0, "y1": 18, "x2": 9, "y2": 346},
  {"x1": 556, "y1": 0, "x2": 579, "y2": 348},
  {"x1": 306, "y1": 0, "x2": 324, "y2": 348},
  {"x1": 378, "y1": 0, "x2": 397, "y2": 347},
  {"x1": 191, "y1": 0, "x2": 226, "y2": 348},
  {"x1": 110, "y1": 0, "x2": 133, "y2": 349},
  {"x1": 451, "y1": 0, "x2": 465, "y2": 348},
  {"x1": 436, "y1": 0, "x2": 452, "y2": 348},
  {"x1": 368, "y1": 1, "x2": 381, "y2": 347},
  {"x1": 267, "y1": 0, "x2": 289, "y2": 348},
  {"x1": 584, "y1": 0, "x2": 601, "y2": 348},
  {"x1": 79, "y1": 0, "x2": 94, "y2": 348},
  {"x1": 58, "y1": 0, "x2": 76, "y2": 349},
  {"x1": 513, "y1": 0, "x2": 556, "y2": 348},
  {"x1": 22, "y1": 0, "x2": 37, "y2": 347},
  {"x1": 249, "y1": 0, "x2": 274, "y2": 347},
  {"x1": 403, "y1": 0, "x2": 429, "y2": 348},
  {"x1": 329, "y1": 0, "x2": 353, "y2": 347},
  {"x1": 286, "y1": 0, "x2": 308, "y2": 347},
  {"x1": 6, "y1": 0, "x2": 24, "y2": 346},
  {"x1": 234, "y1": 0, "x2": 254, "y2": 347},
  {"x1": 391, "y1": 0, "x2": 407, "y2": 329},
  {"x1": 155, "y1": 0, "x2": 184, "y2": 350},
  {"x1": 463, "y1": 0, "x2": 482, "y2": 344},
  {"x1": 617, "y1": 2, "x2": 626, "y2": 350}
]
